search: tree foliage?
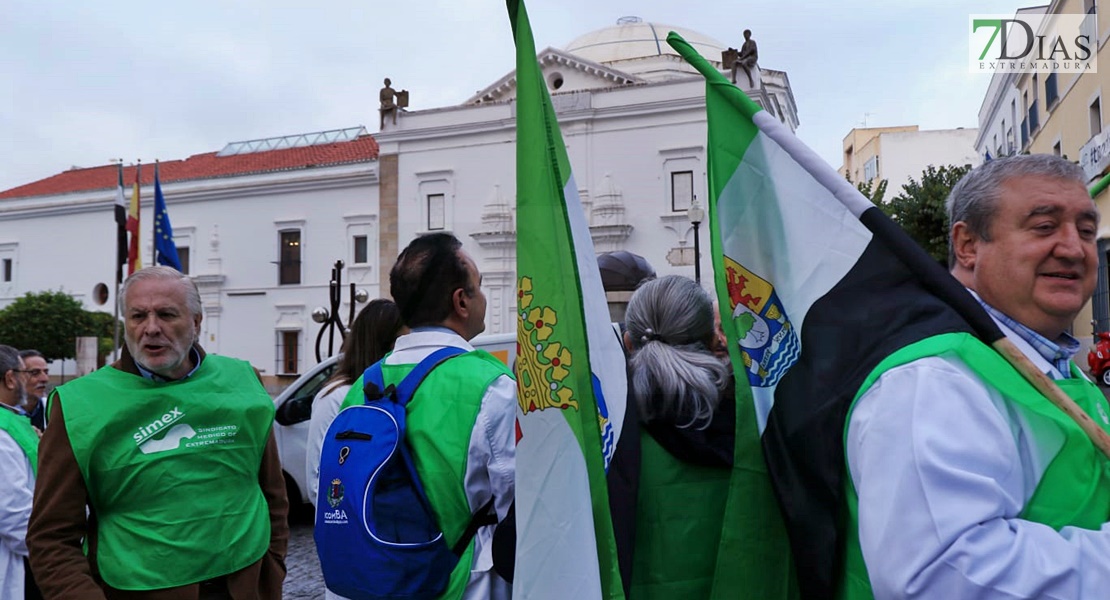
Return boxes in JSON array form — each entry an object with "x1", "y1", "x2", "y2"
[
  {"x1": 857, "y1": 178, "x2": 888, "y2": 206},
  {"x1": 0, "y1": 290, "x2": 120, "y2": 360},
  {"x1": 879, "y1": 164, "x2": 972, "y2": 264}
]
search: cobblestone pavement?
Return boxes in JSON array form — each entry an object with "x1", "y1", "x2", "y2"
[{"x1": 284, "y1": 514, "x2": 324, "y2": 600}]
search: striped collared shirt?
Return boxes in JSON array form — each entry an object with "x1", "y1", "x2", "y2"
[{"x1": 977, "y1": 299, "x2": 1080, "y2": 378}]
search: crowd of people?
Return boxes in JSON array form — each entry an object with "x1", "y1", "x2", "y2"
[{"x1": 3, "y1": 154, "x2": 1110, "y2": 599}]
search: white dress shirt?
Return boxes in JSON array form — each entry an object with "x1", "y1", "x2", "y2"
[
  {"x1": 306, "y1": 381, "x2": 353, "y2": 508},
  {"x1": 847, "y1": 319, "x2": 1110, "y2": 599},
  {"x1": 0, "y1": 411, "x2": 34, "y2": 599}
]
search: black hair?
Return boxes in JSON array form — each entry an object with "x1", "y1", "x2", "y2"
[{"x1": 390, "y1": 233, "x2": 472, "y2": 328}]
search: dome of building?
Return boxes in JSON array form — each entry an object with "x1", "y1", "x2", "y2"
[{"x1": 564, "y1": 16, "x2": 727, "y2": 67}]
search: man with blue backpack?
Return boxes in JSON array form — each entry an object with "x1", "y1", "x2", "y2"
[{"x1": 318, "y1": 233, "x2": 515, "y2": 600}]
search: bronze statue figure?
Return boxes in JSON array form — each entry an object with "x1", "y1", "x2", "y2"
[
  {"x1": 728, "y1": 29, "x2": 758, "y2": 87},
  {"x1": 380, "y1": 78, "x2": 398, "y2": 129}
]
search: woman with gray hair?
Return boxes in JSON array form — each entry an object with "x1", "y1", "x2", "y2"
[
  {"x1": 621, "y1": 274, "x2": 736, "y2": 598},
  {"x1": 625, "y1": 275, "x2": 732, "y2": 433}
]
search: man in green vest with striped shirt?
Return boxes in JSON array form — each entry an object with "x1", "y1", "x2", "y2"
[
  {"x1": 27, "y1": 266, "x2": 288, "y2": 599},
  {"x1": 842, "y1": 155, "x2": 1110, "y2": 599},
  {"x1": 337, "y1": 233, "x2": 515, "y2": 600}
]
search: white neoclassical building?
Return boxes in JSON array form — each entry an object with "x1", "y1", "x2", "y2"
[{"x1": 0, "y1": 18, "x2": 798, "y2": 387}]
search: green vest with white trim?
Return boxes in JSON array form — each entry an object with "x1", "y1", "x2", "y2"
[
  {"x1": 341, "y1": 349, "x2": 512, "y2": 600},
  {"x1": 56, "y1": 355, "x2": 274, "y2": 590},
  {"x1": 838, "y1": 332, "x2": 1110, "y2": 600}
]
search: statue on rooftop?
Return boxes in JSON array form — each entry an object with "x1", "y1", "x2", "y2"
[
  {"x1": 723, "y1": 29, "x2": 759, "y2": 87},
  {"x1": 379, "y1": 78, "x2": 408, "y2": 130}
]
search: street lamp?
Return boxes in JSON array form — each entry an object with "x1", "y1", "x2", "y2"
[{"x1": 687, "y1": 195, "x2": 705, "y2": 284}]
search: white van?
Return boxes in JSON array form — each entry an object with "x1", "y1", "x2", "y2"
[{"x1": 272, "y1": 331, "x2": 517, "y2": 509}]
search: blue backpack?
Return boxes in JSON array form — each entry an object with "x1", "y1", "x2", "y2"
[{"x1": 314, "y1": 347, "x2": 497, "y2": 599}]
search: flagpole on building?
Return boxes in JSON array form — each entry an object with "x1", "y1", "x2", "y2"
[
  {"x1": 113, "y1": 159, "x2": 125, "y2": 362},
  {"x1": 153, "y1": 160, "x2": 159, "y2": 267}
]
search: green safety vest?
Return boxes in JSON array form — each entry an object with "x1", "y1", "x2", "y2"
[
  {"x1": 839, "y1": 333, "x2": 1110, "y2": 600},
  {"x1": 56, "y1": 355, "x2": 275, "y2": 590},
  {"x1": 0, "y1": 406, "x2": 38, "y2": 475},
  {"x1": 341, "y1": 349, "x2": 512, "y2": 600},
  {"x1": 630, "y1": 430, "x2": 731, "y2": 599}
]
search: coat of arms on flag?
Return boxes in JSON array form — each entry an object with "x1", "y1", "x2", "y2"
[
  {"x1": 723, "y1": 256, "x2": 800, "y2": 391},
  {"x1": 515, "y1": 275, "x2": 617, "y2": 466}
]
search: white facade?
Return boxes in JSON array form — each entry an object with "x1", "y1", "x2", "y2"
[
  {"x1": 840, "y1": 126, "x2": 980, "y2": 194},
  {"x1": 0, "y1": 18, "x2": 798, "y2": 381},
  {"x1": 973, "y1": 5, "x2": 1049, "y2": 160},
  {"x1": 880, "y1": 129, "x2": 981, "y2": 190},
  {"x1": 0, "y1": 163, "x2": 379, "y2": 383},
  {"x1": 975, "y1": 73, "x2": 1025, "y2": 159}
]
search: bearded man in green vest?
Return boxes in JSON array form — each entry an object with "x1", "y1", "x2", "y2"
[
  {"x1": 0, "y1": 344, "x2": 37, "y2": 599},
  {"x1": 841, "y1": 154, "x2": 1110, "y2": 599},
  {"x1": 336, "y1": 232, "x2": 515, "y2": 600},
  {"x1": 27, "y1": 266, "x2": 288, "y2": 599}
]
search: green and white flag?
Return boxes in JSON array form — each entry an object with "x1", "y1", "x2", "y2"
[
  {"x1": 667, "y1": 32, "x2": 1001, "y2": 599},
  {"x1": 508, "y1": 0, "x2": 627, "y2": 598}
]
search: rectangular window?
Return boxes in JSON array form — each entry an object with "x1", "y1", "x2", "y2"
[
  {"x1": 353, "y1": 235, "x2": 368, "y2": 264},
  {"x1": 2, "y1": 259, "x2": 10, "y2": 282},
  {"x1": 279, "y1": 331, "x2": 299, "y2": 375},
  {"x1": 671, "y1": 171, "x2": 694, "y2": 212},
  {"x1": 279, "y1": 230, "x2": 301, "y2": 285},
  {"x1": 177, "y1": 246, "x2": 190, "y2": 275},
  {"x1": 1045, "y1": 73, "x2": 1059, "y2": 107},
  {"x1": 1091, "y1": 97, "x2": 1102, "y2": 137},
  {"x1": 863, "y1": 156, "x2": 879, "y2": 181},
  {"x1": 427, "y1": 194, "x2": 445, "y2": 231}
]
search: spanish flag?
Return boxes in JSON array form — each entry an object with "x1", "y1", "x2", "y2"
[{"x1": 127, "y1": 162, "x2": 142, "y2": 275}]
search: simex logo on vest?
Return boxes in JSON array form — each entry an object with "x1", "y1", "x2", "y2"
[{"x1": 134, "y1": 407, "x2": 197, "y2": 455}]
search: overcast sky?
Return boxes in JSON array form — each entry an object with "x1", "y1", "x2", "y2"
[{"x1": 0, "y1": 0, "x2": 1034, "y2": 193}]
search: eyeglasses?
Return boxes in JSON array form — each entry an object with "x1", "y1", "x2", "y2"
[{"x1": 11, "y1": 368, "x2": 47, "y2": 377}]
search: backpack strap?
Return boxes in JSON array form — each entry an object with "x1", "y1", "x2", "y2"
[
  {"x1": 362, "y1": 346, "x2": 466, "y2": 405},
  {"x1": 452, "y1": 496, "x2": 499, "y2": 557},
  {"x1": 361, "y1": 346, "x2": 496, "y2": 555}
]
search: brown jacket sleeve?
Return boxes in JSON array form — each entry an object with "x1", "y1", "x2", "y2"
[
  {"x1": 256, "y1": 430, "x2": 290, "y2": 598},
  {"x1": 27, "y1": 392, "x2": 108, "y2": 599}
]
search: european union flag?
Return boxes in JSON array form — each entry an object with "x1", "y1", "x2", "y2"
[{"x1": 153, "y1": 165, "x2": 183, "y2": 272}]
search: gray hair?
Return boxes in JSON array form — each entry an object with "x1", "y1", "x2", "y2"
[
  {"x1": 624, "y1": 275, "x2": 729, "y2": 430},
  {"x1": 119, "y1": 266, "x2": 202, "y2": 317},
  {"x1": 0, "y1": 345, "x2": 20, "y2": 378},
  {"x1": 946, "y1": 154, "x2": 1088, "y2": 266}
]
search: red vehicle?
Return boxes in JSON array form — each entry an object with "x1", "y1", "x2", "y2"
[{"x1": 1088, "y1": 332, "x2": 1110, "y2": 386}]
